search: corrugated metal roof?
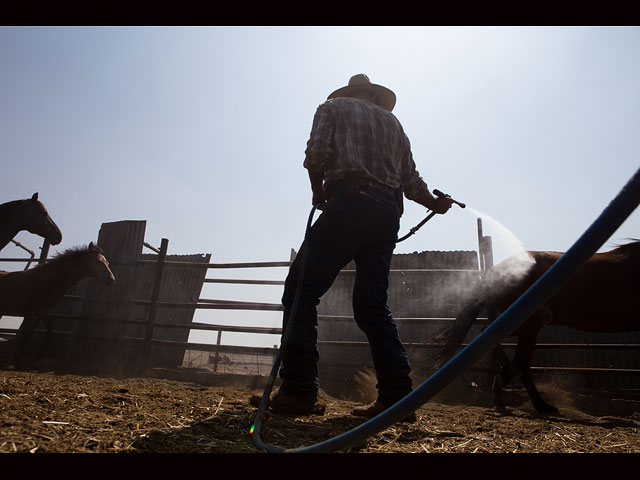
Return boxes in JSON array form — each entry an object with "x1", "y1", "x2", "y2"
[{"x1": 51, "y1": 220, "x2": 210, "y2": 371}]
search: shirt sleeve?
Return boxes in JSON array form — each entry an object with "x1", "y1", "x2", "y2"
[
  {"x1": 303, "y1": 102, "x2": 335, "y2": 173},
  {"x1": 399, "y1": 134, "x2": 430, "y2": 201}
]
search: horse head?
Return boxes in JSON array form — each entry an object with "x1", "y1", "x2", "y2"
[
  {"x1": 23, "y1": 193, "x2": 63, "y2": 245},
  {"x1": 86, "y1": 242, "x2": 116, "y2": 285}
]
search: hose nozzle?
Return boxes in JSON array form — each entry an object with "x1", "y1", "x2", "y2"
[{"x1": 433, "y1": 189, "x2": 466, "y2": 209}]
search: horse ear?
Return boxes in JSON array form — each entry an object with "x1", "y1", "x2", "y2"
[
  {"x1": 31, "y1": 193, "x2": 39, "y2": 201},
  {"x1": 89, "y1": 242, "x2": 95, "y2": 250}
]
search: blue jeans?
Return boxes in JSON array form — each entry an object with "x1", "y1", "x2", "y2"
[{"x1": 279, "y1": 183, "x2": 413, "y2": 405}]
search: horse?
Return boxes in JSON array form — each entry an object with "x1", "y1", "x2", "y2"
[
  {"x1": 0, "y1": 193, "x2": 63, "y2": 251},
  {"x1": 0, "y1": 242, "x2": 115, "y2": 364},
  {"x1": 434, "y1": 240, "x2": 640, "y2": 414}
]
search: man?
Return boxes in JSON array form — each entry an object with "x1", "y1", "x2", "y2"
[{"x1": 266, "y1": 74, "x2": 453, "y2": 420}]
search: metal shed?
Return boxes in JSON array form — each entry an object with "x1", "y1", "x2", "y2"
[{"x1": 40, "y1": 221, "x2": 210, "y2": 374}]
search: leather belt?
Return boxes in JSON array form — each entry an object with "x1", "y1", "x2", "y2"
[{"x1": 358, "y1": 179, "x2": 396, "y2": 194}]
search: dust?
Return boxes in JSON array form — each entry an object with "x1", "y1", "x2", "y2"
[
  {"x1": 353, "y1": 369, "x2": 377, "y2": 403},
  {"x1": 537, "y1": 382, "x2": 580, "y2": 411}
]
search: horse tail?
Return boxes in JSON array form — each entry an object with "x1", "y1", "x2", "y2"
[{"x1": 432, "y1": 296, "x2": 487, "y2": 370}]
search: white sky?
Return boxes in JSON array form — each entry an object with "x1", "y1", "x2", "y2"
[{"x1": 1, "y1": 26, "x2": 639, "y2": 347}]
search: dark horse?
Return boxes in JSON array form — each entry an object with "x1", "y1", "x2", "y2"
[
  {"x1": 0, "y1": 243, "x2": 115, "y2": 363},
  {"x1": 435, "y1": 240, "x2": 640, "y2": 414},
  {"x1": 0, "y1": 193, "x2": 63, "y2": 251}
]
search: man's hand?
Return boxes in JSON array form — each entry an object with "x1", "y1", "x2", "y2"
[
  {"x1": 312, "y1": 189, "x2": 327, "y2": 210},
  {"x1": 309, "y1": 170, "x2": 327, "y2": 209},
  {"x1": 414, "y1": 187, "x2": 453, "y2": 214},
  {"x1": 432, "y1": 194, "x2": 453, "y2": 214}
]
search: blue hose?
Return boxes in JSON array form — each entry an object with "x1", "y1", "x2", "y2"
[
  {"x1": 251, "y1": 167, "x2": 640, "y2": 453},
  {"x1": 249, "y1": 204, "x2": 319, "y2": 447}
]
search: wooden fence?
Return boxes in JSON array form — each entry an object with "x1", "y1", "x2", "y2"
[{"x1": 1, "y1": 219, "x2": 639, "y2": 398}]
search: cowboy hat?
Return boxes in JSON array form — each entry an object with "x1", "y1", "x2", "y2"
[{"x1": 327, "y1": 74, "x2": 396, "y2": 112}]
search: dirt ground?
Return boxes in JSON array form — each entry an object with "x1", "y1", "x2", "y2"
[{"x1": 2, "y1": 367, "x2": 640, "y2": 454}]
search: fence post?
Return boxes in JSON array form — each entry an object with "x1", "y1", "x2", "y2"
[
  {"x1": 38, "y1": 239, "x2": 50, "y2": 264},
  {"x1": 142, "y1": 238, "x2": 169, "y2": 369},
  {"x1": 477, "y1": 218, "x2": 494, "y2": 272},
  {"x1": 212, "y1": 330, "x2": 222, "y2": 372}
]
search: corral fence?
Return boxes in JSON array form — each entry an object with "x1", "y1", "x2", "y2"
[
  {"x1": 1, "y1": 219, "x2": 639, "y2": 399},
  {"x1": 316, "y1": 219, "x2": 640, "y2": 400}
]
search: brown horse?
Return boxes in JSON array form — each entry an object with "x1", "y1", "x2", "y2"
[
  {"x1": 0, "y1": 243, "x2": 115, "y2": 363},
  {"x1": 435, "y1": 240, "x2": 640, "y2": 413},
  {"x1": 0, "y1": 193, "x2": 63, "y2": 251}
]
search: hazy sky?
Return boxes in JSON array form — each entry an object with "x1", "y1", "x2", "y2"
[{"x1": 1, "y1": 26, "x2": 639, "y2": 346}]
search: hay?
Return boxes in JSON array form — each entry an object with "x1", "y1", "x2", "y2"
[{"x1": 1, "y1": 369, "x2": 639, "y2": 453}]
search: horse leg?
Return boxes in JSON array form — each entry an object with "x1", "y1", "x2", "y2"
[
  {"x1": 513, "y1": 330, "x2": 558, "y2": 414},
  {"x1": 483, "y1": 306, "x2": 521, "y2": 407},
  {"x1": 490, "y1": 345, "x2": 520, "y2": 407},
  {"x1": 489, "y1": 347, "x2": 506, "y2": 406},
  {"x1": 35, "y1": 315, "x2": 52, "y2": 359},
  {"x1": 13, "y1": 315, "x2": 39, "y2": 367}
]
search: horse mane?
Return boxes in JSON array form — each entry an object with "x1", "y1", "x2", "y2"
[
  {"x1": 51, "y1": 244, "x2": 104, "y2": 262},
  {"x1": 610, "y1": 238, "x2": 640, "y2": 254},
  {"x1": 0, "y1": 195, "x2": 44, "y2": 219},
  {"x1": 0, "y1": 199, "x2": 29, "y2": 218},
  {"x1": 0, "y1": 199, "x2": 26, "y2": 209}
]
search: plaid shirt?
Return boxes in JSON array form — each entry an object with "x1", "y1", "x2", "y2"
[{"x1": 303, "y1": 97, "x2": 429, "y2": 201}]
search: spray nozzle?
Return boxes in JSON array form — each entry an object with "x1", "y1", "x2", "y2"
[{"x1": 433, "y1": 189, "x2": 466, "y2": 209}]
